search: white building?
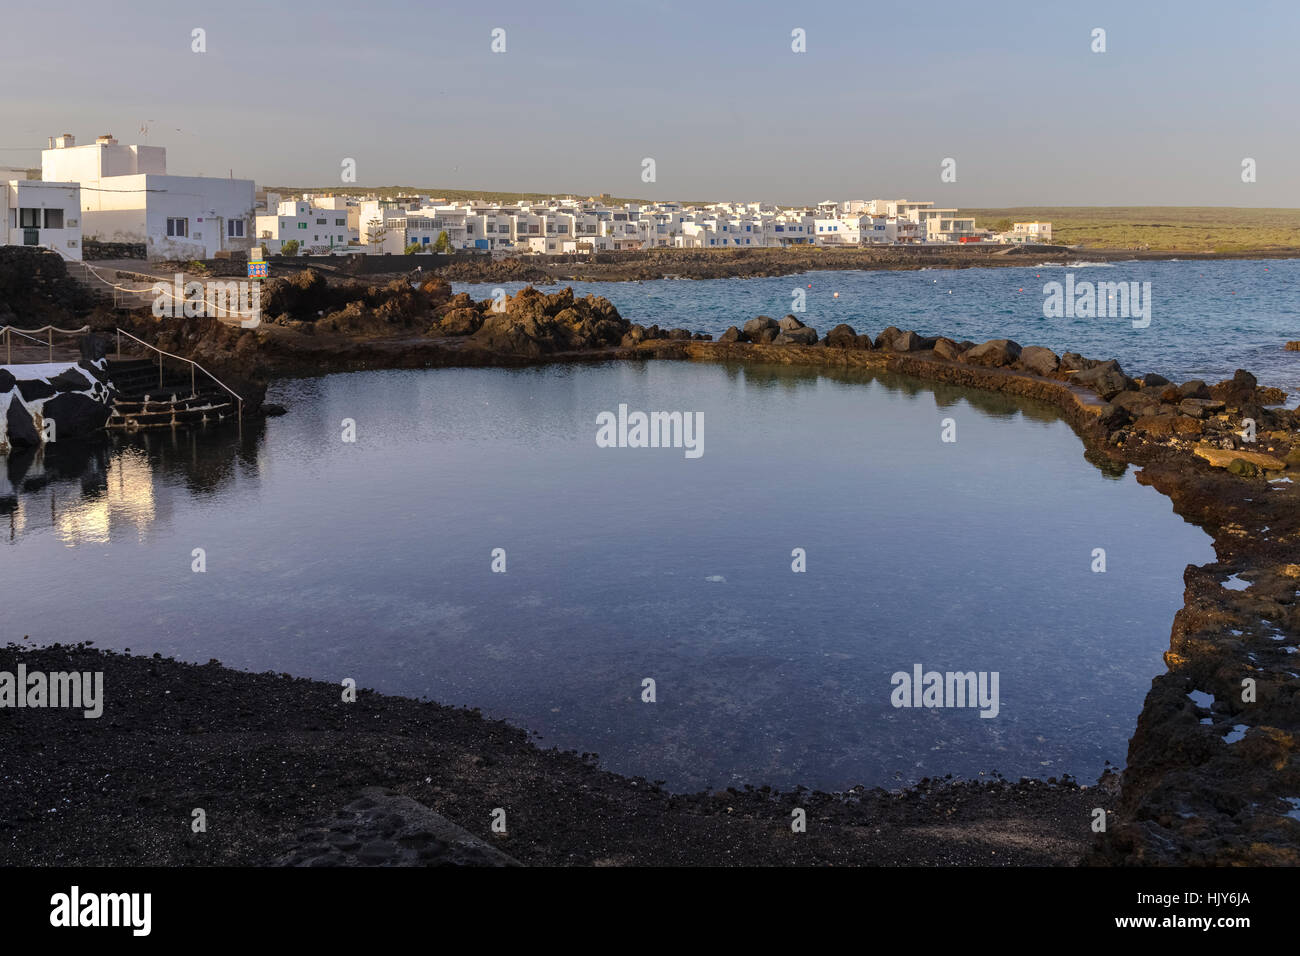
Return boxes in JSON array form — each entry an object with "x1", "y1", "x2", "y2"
[
  {"x1": 42, "y1": 133, "x2": 255, "y2": 260},
  {"x1": 1011, "y1": 221, "x2": 1052, "y2": 243},
  {"x1": 1, "y1": 168, "x2": 83, "y2": 260},
  {"x1": 256, "y1": 199, "x2": 357, "y2": 254}
]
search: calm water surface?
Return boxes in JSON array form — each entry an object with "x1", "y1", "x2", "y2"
[
  {"x1": 2, "y1": 362, "x2": 1212, "y2": 791},
  {"x1": 456, "y1": 258, "x2": 1300, "y2": 403}
]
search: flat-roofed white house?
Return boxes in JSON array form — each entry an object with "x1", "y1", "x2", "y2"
[
  {"x1": 42, "y1": 133, "x2": 255, "y2": 260},
  {"x1": 1, "y1": 167, "x2": 83, "y2": 260},
  {"x1": 256, "y1": 200, "x2": 357, "y2": 254},
  {"x1": 1011, "y1": 221, "x2": 1052, "y2": 243}
]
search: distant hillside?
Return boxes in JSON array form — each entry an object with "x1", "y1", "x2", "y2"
[{"x1": 966, "y1": 207, "x2": 1300, "y2": 252}]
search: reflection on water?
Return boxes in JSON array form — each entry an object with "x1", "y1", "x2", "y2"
[
  {"x1": 1, "y1": 362, "x2": 1212, "y2": 792},
  {"x1": 2, "y1": 422, "x2": 263, "y2": 547}
]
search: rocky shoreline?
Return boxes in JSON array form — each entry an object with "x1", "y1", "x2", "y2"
[
  {"x1": 0, "y1": 642, "x2": 1096, "y2": 867},
  {"x1": 11, "y1": 271, "x2": 1300, "y2": 865}
]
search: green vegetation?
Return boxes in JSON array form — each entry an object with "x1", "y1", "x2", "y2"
[
  {"x1": 966, "y1": 207, "x2": 1300, "y2": 252},
  {"x1": 434, "y1": 230, "x2": 452, "y2": 253},
  {"x1": 279, "y1": 239, "x2": 299, "y2": 257}
]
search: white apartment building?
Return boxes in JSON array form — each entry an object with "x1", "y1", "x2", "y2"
[
  {"x1": 42, "y1": 133, "x2": 255, "y2": 260},
  {"x1": 1, "y1": 168, "x2": 83, "y2": 261},
  {"x1": 255, "y1": 200, "x2": 357, "y2": 254}
]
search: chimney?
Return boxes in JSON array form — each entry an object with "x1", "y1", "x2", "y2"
[
  {"x1": 54, "y1": 133, "x2": 75, "y2": 148},
  {"x1": 96, "y1": 134, "x2": 117, "y2": 145}
]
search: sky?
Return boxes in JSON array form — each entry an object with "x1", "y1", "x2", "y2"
[{"x1": 3, "y1": 0, "x2": 1297, "y2": 207}]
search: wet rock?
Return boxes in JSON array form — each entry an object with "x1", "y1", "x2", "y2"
[
  {"x1": 1141, "y1": 373, "x2": 1170, "y2": 387},
  {"x1": 621, "y1": 324, "x2": 647, "y2": 347},
  {"x1": 718, "y1": 326, "x2": 743, "y2": 344},
  {"x1": 961, "y1": 338, "x2": 1022, "y2": 368},
  {"x1": 1227, "y1": 457, "x2": 1260, "y2": 478},
  {"x1": 1017, "y1": 345, "x2": 1060, "y2": 376},
  {"x1": 666, "y1": 328, "x2": 693, "y2": 340}
]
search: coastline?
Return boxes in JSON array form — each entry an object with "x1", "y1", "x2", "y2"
[
  {"x1": 10, "y1": 274, "x2": 1299, "y2": 866},
  {"x1": 0, "y1": 641, "x2": 1095, "y2": 867}
]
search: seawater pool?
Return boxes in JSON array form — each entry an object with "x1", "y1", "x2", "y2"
[{"x1": 1, "y1": 361, "x2": 1213, "y2": 791}]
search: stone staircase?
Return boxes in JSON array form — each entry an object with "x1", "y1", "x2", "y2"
[{"x1": 63, "y1": 261, "x2": 156, "y2": 310}]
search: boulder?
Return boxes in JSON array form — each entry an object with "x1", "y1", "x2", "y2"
[
  {"x1": 718, "y1": 326, "x2": 743, "y2": 344},
  {"x1": 1133, "y1": 414, "x2": 1203, "y2": 437},
  {"x1": 1178, "y1": 398, "x2": 1225, "y2": 419},
  {"x1": 743, "y1": 316, "x2": 779, "y2": 342},
  {"x1": 621, "y1": 324, "x2": 648, "y2": 347},
  {"x1": 667, "y1": 328, "x2": 693, "y2": 340},
  {"x1": 1157, "y1": 385, "x2": 1182, "y2": 404},
  {"x1": 1178, "y1": 380, "x2": 1211, "y2": 400},
  {"x1": 1017, "y1": 345, "x2": 1060, "y2": 376},
  {"x1": 437, "y1": 308, "x2": 483, "y2": 336},
  {"x1": 824, "y1": 324, "x2": 859, "y2": 349},
  {"x1": 961, "y1": 338, "x2": 1022, "y2": 368},
  {"x1": 1096, "y1": 403, "x2": 1131, "y2": 431},
  {"x1": 1060, "y1": 352, "x2": 1103, "y2": 371},
  {"x1": 1227, "y1": 458, "x2": 1260, "y2": 478},
  {"x1": 778, "y1": 314, "x2": 806, "y2": 332},
  {"x1": 1070, "y1": 360, "x2": 1134, "y2": 400},
  {"x1": 875, "y1": 326, "x2": 902, "y2": 350},
  {"x1": 1211, "y1": 369, "x2": 1258, "y2": 407},
  {"x1": 774, "y1": 327, "x2": 818, "y2": 345},
  {"x1": 1141, "y1": 373, "x2": 1170, "y2": 387},
  {"x1": 932, "y1": 338, "x2": 963, "y2": 361},
  {"x1": 890, "y1": 330, "x2": 923, "y2": 352},
  {"x1": 1194, "y1": 445, "x2": 1285, "y2": 471},
  {"x1": 855, "y1": 334, "x2": 876, "y2": 349}
]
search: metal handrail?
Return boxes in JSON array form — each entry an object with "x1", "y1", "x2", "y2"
[
  {"x1": 113, "y1": 327, "x2": 244, "y2": 421},
  {"x1": 2, "y1": 324, "x2": 91, "y2": 364}
]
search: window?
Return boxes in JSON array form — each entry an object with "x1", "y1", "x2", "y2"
[
  {"x1": 316, "y1": 218, "x2": 326, "y2": 225},
  {"x1": 228, "y1": 219, "x2": 245, "y2": 238},
  {"x1": 335, "y1": 218, "x2": 345, "y2": 226},
  {"x1": 19, "y1": 208, "x2": 40, "y2": 228},
  {"x1": 166, "y1": 217, "x2": 188, "y2": 238},
  {"x1": 298, "y1": 222, "x2": 307, "y2": 229},
  {"x1": 44, "y1": 209, "x2": 64, "y2": 229}
]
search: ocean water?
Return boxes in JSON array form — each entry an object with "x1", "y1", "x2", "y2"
[
  {"x1": 454, "y1": 258, "x2": 1300, "y2": 403},
  {"x1": 1, "y1": 362, "x2": 1212, "y2": 792}
]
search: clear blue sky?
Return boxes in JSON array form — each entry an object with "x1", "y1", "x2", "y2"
[{"x1": 4, "y1": 0, "x2": 1297, "y2": 206}]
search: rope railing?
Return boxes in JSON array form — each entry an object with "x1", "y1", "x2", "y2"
[
  {"x1": 1, "y1": 324, "x2": 91, "y2": 364},
  {"x1": 113, "y1": 327, "x2": 243, "y2": 422}
]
